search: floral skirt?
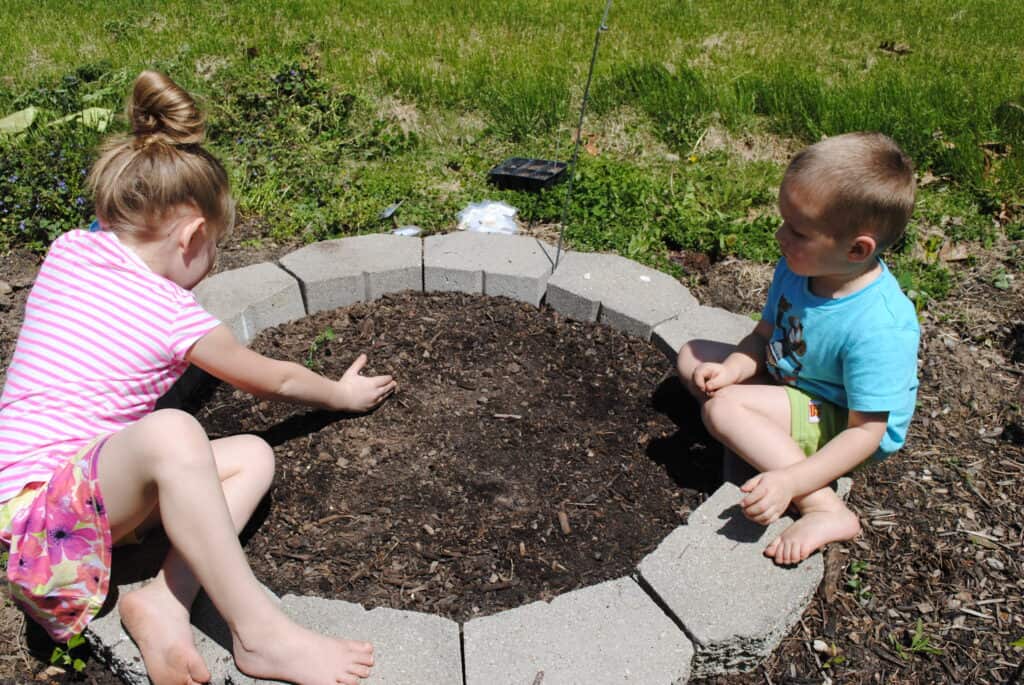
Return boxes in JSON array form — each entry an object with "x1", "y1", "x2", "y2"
[{"x1": 0, "y1": 437, "x2": 112, "y2": 642}]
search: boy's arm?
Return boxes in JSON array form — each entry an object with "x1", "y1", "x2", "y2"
[
  {"x1": 725, "y1": 319, "x2": 773, "y2": 381},
  {"x1": 741, "y1": 409, "x2": 886, "y2": 524},
  {"x1": 186, "y1": 324, "x2": 396, "y2": 413}
]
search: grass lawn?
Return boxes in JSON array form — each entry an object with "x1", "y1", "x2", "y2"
[{"x1": 2, "y1": 0, "x2": 1022, "y2": 304}]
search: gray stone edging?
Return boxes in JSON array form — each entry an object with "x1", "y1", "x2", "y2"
[{"x1": 89, "y1": 231, "x2": 840, "y2": 685}]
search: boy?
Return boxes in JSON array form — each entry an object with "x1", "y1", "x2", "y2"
[{"x1": 677, "y1": 132, "x2": 920, "y2": 565}]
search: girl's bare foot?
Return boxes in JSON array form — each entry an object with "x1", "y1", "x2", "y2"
[
  {"x1": 120, "y1": 584, "x2": 211, "y2": 685},
  {"x1": 232, "y1": 614, "x2": 374, "y2": 685},
  {"x1": 763, "y1": 504, "x2": 861, "y2": 565}
]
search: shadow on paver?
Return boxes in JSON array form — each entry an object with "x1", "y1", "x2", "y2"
[{"x1": 715, "y1": 504, "x2": 768, "y2": 543}]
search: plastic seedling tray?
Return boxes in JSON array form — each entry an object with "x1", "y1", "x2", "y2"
[{"x1": 488, "y1": 157, "x2": 568, "y2": 191}]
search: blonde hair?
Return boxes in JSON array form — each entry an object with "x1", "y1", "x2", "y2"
[
  {"x1": 87, "y1": 71, "x2": 234, "y2": 239},
  {"x1": 783, "y1": 132, "x2": 915, "y2": 253}
]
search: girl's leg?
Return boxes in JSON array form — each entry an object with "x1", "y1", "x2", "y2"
[
  {"x1": 116, "y1": 433, "x2": 275, "y2": 685},
  {"x1": 700, "y1": 385, "x2": 860, "y2": 564},
  {"x1": 98, "y1": 409, "x2": 374, "y2": 685}
]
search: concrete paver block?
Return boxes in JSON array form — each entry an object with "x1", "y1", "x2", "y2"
[
  {"x1": 464, "y1": 577, "x2": 693, "y2": 685},
  {"x1": 87, "y1": 584, "x2": 268, "y2": 685},
  {"x1": 194, "y1": 263, "x2": 305, "y2": 344},
  {"x1": 279, "y1": 234, "x2": 422, "y2": 314},
  {"x1": 653, "y1": 306, "x2": 757, "y2": 359},
  {"x1": 273, "y1": 595, "x2": 462, "y2": 685},
  {"x1": 638, "y1": 483, "x2": 824, "y2": 677},
  {"x1": 547, "y1": 252, "x2": 697, "y2": 339},
  {"x1": 424, "y1": 232, "x2": 556, "y2": 306}
]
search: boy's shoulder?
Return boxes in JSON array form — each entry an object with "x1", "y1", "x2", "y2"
[{"x1": 867, "y1": 261, "x2": 919, "y2": 329}]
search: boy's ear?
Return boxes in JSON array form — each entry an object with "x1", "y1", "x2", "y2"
[
  {"x1": 847, "y1": 234, "x2": 877, "y2": 263},
  {"x1": 179, "y1": 216, "x2": 207, "y2": 252}
]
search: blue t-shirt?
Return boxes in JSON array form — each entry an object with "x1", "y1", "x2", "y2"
[{"x1": 761, "y1": 258, "x2": 920, "y2": 458}]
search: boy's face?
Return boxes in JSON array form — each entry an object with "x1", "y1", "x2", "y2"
[{"x1": 775, "y1": 180, "x2": 856, "y2": 278}]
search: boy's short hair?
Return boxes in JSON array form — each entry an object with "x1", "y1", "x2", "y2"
[{"x1": 783, "y1": 132, "x2": 915, "y2": 253}]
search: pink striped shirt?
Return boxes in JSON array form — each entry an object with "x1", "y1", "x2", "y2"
[{"x1": 0, "y1": 229, "x2": 220, "y2": 503}]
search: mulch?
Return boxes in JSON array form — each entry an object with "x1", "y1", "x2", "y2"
[{"x1": 1, "y1": 240, "x2": 1022, "y2": 685}]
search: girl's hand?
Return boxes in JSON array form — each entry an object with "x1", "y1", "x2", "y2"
[
  {"x1": 740, "y1": 470, "x2": 795, "y2": 525},
  {"x1": 693, "y1": 362, "x2": 740, "y2": 396},
  {"x1": 333, "y1": 354, "x2": 396, "y2": 412}
]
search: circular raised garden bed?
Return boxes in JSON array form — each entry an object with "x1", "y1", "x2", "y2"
[{"x1": 188, "y1": 291, "x2": 703, "y2": 621}]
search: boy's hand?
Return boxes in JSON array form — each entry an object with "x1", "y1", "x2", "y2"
[
  {"x1": 740, "y1": 470, "x2": 795, "y2": 525},
  {"x1": 692, "y1": 362, "x2": 740, "y2": 396},
  {"x1": 332, "y1": 354, "x2": 396, "y2": 412}
]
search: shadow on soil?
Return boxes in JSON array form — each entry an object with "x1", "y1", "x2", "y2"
[{"x1": 645, "y1": 374, "x2": 725, "y2": 496}]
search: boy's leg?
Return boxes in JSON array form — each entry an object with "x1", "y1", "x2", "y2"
[
  {"x1": 701, "y1": 385, "x2": 860, "y2": 564},
  {"x1": 676, "y1": 339, "x2": 769, "y2": 484},
  {"x1": 116, "y1": 434, "x2": 274, "y2": 685},
  {"x1": 98, "y1": 409, "x2": 374, "y2": 685},
  {"x1": 676, "y1": 339, "x2": 732, "y2": 399}
]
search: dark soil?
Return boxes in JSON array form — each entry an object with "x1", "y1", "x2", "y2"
[
  {"x1": 187, "y1": 291, "x2": 705, "y2": 620},
  {"x1": 2, "y1": 238, "x2": 1022, "y2": 685}
]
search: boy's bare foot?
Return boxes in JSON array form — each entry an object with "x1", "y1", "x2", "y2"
[
  {"x1": 232, "y1": 614, "x2": 374, "y2": 685},
  {"x1": 120, "y1": 584, "x2": 211, "y2": 685},
  {"x1": 763, "y1": 505, "x2": 860, "y2": 565}
]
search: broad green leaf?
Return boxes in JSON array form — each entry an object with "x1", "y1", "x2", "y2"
[
  {"x1": 0, "y1": 106, "x2": 38, "y2": 135},
  {"x1": 48, "y1": 107, "x2": 114, "y2": 133},
  {"x1": 80, "y1": 107, "x2": 113, "y2": 132}
]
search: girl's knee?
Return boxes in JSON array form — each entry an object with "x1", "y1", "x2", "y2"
[
  {"x1": 145, "y1": 408, "x2": 205, "y2": 438},
  {"x1": 238, "y1": 435, "x2": 275, "y2": 490},
  {"x1": 142, "y1": 409, "x2": 214, "y2": 469}
]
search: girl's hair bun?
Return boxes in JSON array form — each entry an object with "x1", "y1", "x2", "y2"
[{"x1": 128, "y1": 70, "x2": 205, "y2": 147}]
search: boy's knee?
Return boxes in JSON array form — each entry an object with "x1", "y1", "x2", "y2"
[
  {"x1": 701, "y1": 389, "x2": 739, "y2": 437},
  {"x1": 676, "y1": 341, "x2": 700, "y2": 378}
]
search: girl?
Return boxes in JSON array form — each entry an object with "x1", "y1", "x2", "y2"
[{"x1": 0, "y1": 71, "x2": 396, "y2": 685}]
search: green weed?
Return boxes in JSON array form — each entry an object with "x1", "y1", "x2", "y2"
[
  {"x1": 845, "y1": 559, "x2": 872, "y2": 603},
  {"x1": 889, "y1": 619, "x2": 943, "y2": 658},
  {"x1": 50, "y1": 633, "x2": 87, "y2": 673},
  {"x1": 305, "y1": 326, "x2": 336, "y2": 369}
]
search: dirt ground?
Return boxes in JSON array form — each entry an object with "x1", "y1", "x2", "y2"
[{"x1": 0, "y1": 232, "x2": 1021, "y2": 684}]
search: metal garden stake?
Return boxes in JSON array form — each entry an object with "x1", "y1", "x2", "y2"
[{"x1": 554, "y1": 0, "x2": 613, "y2": 272}]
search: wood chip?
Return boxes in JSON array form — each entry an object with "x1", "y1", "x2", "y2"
[{"x1": 557, "y1": 509, "x2": 571, "y2": 535}]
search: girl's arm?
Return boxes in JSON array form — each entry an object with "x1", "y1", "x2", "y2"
[{"x1": 186, "y1": 324, "x2": 396, "y2": 412}]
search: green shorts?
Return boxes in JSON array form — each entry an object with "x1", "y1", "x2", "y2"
[{"x1": 785, "y1": 386, "x2": 848, "y2": 456}]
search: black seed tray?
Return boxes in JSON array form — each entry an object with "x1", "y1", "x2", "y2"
[{"x1": 488, "y1": 157, "x2": 568, "y2": 191}]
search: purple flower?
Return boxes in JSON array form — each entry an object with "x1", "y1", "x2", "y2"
[
  {"x1": 56, "y1": 180, "x2": 67, "y2": 191},
  {"x1": 46, "y1": 509, "x2": 98, "y2": 564},
  {"x1": 75, "y1": 196, "x2": 85, "y2": 206},
  {"x1": 18, "y1": 221, "x2": 26, "y2": 231},
  {"x1": 7, "y1": 174, "x2": 17, "y2": 182},
  {"x1": 9, "y1": 535, "x2": 52, "y2": 587}
]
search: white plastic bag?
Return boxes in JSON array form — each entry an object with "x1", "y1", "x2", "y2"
[{"x1": 456, "y1": 201, "x2": 518, "y2": 234}]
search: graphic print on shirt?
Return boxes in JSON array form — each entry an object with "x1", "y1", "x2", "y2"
[{"x1": 766, "y1": 294, "x2": 806, "y2": 384}]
